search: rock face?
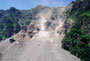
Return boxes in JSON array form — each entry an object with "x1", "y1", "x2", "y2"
[{"x1": 0, "y1": 6, "x2": 80, "y2": 61}]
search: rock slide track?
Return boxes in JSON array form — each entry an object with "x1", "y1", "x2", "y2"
[{"x1": 0, "y1": 6, "x2": 80, "y2": 61}]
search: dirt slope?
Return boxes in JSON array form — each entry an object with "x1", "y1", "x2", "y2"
[{"x1": 0, "y1": 6, "x2": 80, "y2": 61}]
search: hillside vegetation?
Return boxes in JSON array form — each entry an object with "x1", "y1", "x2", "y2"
[
  {"x1": 62, "y1": 0, "x2": 90, "y2": 61},
  {"x1": 0, "y1": 6, "x2": 42, "y2": 41}
]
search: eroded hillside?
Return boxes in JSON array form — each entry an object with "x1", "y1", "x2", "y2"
[{"x1": 0, "y1": 6, "x2": 80, "y2": 61}]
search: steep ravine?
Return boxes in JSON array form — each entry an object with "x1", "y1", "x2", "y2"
[{"x1": 0, "y1": 6, "x2": 80, "y2": 61}]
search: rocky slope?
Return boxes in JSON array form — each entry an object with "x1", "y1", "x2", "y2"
[{"x1": 0, "y1": 5, "x2": 80, "y2": 61}]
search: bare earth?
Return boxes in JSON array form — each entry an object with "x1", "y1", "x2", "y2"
[{"x1": 0, "y1": 6, "x2": 80, "y2": 61}]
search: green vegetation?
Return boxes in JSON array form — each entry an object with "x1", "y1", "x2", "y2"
[
  {"x1": 62, "y1": 26, "x2": 90, "y2": 61},
  {"x1": 62, "y1": 0, "x2": 90, "y2": 61},
  {"x1": 0, "y1": 6, "x2": 44, "y2": 41},
  {"x1": 0, "y1": 7, "x2": 38, "y2": 41},
  {"x1": 80, "y1": 11, "x2": 90, "y2": 17}
]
